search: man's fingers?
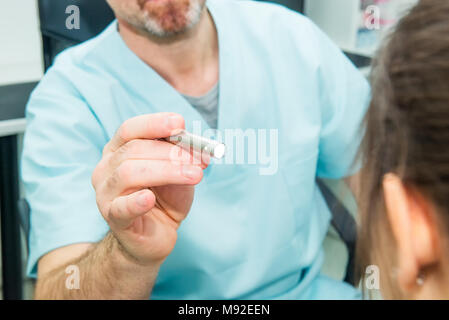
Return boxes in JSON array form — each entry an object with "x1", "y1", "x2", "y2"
[
  {"x1": 104, "y1": 113, "x2": 185, "y2": 153},
  {"x1": 108, "y1": 139, "x2": 206, "y2": 169},
  {"x1": 104, "y1": 159, "x2": 204, "y2": 197},
  {"x1": 108, "y1": 189, "x2": 156, "y2": 229}
]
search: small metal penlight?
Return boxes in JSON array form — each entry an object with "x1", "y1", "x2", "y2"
[{"x1": 166, "y1": 130, "x2": 226, "y2": 159}]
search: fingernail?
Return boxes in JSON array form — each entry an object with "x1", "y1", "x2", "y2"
[
  {"x1": 136, "y1": 192, "x2": 148, "y2": 207},
  {"x1": 167, "y1": 115, "x2": 183, "y2": 130},
  {"x1": 181, "y1": 165, "x2": 201, "y2": 180}
]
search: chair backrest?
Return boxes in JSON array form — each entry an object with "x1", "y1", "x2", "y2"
[
  {"x1": 261, "y1": 0, "x2": 304, "y2": 12},
  {"x1": 38, "y1": 0, "x2": 115, "y2": 43},
  {"x1": 38, "y1": 0, "x2": 115, "y2": 70},
  {"x1": 316, "y1": 180, "x2": 357, "y2": 285},
  {"x1": 17, "y1": 199, "x2": 31, "y2": 250}
]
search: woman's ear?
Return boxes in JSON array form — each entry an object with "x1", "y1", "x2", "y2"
[{"x1": 382, "y1": 174, "x2": 439, "y2": 295}]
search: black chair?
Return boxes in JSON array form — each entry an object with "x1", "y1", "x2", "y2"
[
  {"x1": 259, "y1": 0, "x2": 305, "y2": 12},
  {"x1": 316, "y1": 180, "x2": 357, "y2": 284},
  {"x1": 38, "y1": 0, "x2": 115, "y2": 70}
]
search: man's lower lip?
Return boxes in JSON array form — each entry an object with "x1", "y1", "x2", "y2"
[
  {"x1": 141, "y1": 0, "x2": 162, "y2": 7},
  {"x1": 142, "y1": 0, "x2": 170, "y2": 6}
]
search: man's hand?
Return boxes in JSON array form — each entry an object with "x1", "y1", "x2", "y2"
[
  {"x1": 35, "y1": 112, "x2": 207, "y2": 299},
  {"x1": 92, "y1": 112, "x2": 207, "y2": 265}
]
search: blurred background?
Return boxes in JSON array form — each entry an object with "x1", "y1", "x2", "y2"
[{"x1": 0, "y1": 0, "x2": 417, "y2": 300}]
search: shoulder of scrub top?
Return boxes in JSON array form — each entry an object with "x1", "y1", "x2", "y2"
[
  {"x1": 214, "y1": 0, "x2": 330, "y2": 69},
  {"x1": 43, "y1": 20, "x2": 118, "y2": 80}
]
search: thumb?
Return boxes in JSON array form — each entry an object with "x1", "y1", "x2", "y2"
[{"x1": 107, "y1": 189, "x2": 156, "y2": 230}]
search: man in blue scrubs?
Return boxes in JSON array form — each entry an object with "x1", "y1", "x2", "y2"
[{"x1": 22, "y1": 0, "x2": 370, "y2": 299}]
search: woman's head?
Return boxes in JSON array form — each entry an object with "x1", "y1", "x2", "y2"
[{"x1": 358, "y1": 0, "x2": 449, "y2": 299}]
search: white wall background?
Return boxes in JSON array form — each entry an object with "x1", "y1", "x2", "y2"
[
  {"x1": 306, "y1": 0, "x2": 360, "y2": 53},
  {"x1": 305, "y1": 0, "x2": 419, "y2": 57},
  {"x1": 0, "y1": 0, "x2": 43, "y2": 85}
]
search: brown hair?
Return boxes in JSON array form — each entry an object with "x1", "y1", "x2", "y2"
[{"x1": 357, "y1": 0, "x2": 449, "y2": 298}]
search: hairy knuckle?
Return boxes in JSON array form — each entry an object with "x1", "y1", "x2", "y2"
[
  {"x1": 105, "y1": 168, "x2": 119, "y2": 192},
  {"x1": 115, "y1": 140, "x2": 141, "y2": 163},
  {"x1": 107, "y1": 205, "x2": 118, "y2": 223},
  {"x1": 106, "y1": 153, "x2": 118, "y2": 172},
  {"x1": 118, "y1": 160, "x2": 134, "y2": 184},
  {"x1": 111, "y1": 146, "x2": 128, "y2": 168},
  {"x1": 118, "y1": 141, "x2": 130, "y2": 156},
  {"x1": 127, "y1": 139, "x2": 143, "y2": 154},
  {"x1": 118, "y1": 121, "x2": 130, "y2": 142},
  {"x1": 100, "y1": 201, "x2": 110, "y2": 220}
]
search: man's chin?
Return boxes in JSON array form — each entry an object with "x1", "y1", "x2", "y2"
[
  {"x1": 146, "y1": 5, "x2": 189, "y2": 33},
  {"x1": 158, "y1": 17, "x2": 188, "y2": 34},
  {"x1": 141, "y1": 13, "x2": 189, "y2": 37},
  {"x1": 141, "y1": 0, "x2": 203, "y2": 38}
]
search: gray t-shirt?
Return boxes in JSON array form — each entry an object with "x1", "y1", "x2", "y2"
[{"x1": 182, "y1": 83, "x2": 219, "y2": 129}]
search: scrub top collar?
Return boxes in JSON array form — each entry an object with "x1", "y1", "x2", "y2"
[{"x1": 100, "y1": 0, "x2": 237, "y2": 134}]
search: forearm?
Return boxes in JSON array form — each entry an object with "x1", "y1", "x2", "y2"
[{"x1": 35, "y1": 232, "x2": 161, "y2": 300}]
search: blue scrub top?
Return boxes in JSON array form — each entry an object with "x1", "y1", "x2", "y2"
[{"x1": 22, "y1": 0, "x2": 370, "y2": 299}]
